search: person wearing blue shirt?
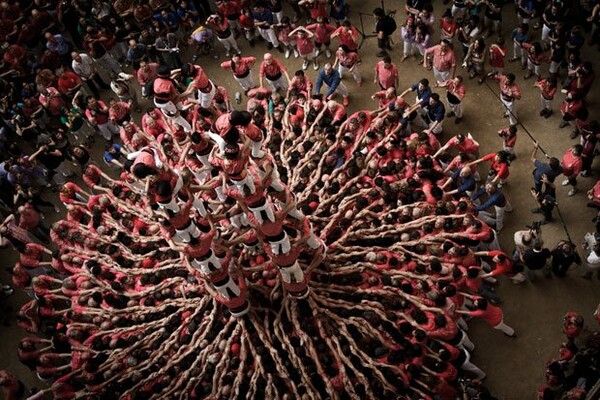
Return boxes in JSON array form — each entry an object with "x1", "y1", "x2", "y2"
[
  {"x1": 531, "y1": 145, "x2": 562, "y2": 194},
  {"x1": 399, "y1": 78, "x2": 432, "y2": 116},
  {"x1": 471, "y1": 183, "x2": 512, "y2": 231},
  {"x1": 252, "y1": 4, "x2": 282, "y2": 51},
  {"x1": 103, "y1": 143, "x2": 124, "y2": 167},
  {"x1": 424, "y1": 93, "x2": 445, "y2": 135},
  {"x1": 315, "y1": 63, "x2": 349, "y2": 104},
  {"x1": 510, "y1": 23, "x2": 530, "y2": 65},
  {"x1": 442, "y1": 166, "x2": 477, "y2": 197}
]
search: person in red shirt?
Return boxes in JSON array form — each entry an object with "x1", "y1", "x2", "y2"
[
  {"x1": 470, "y1": 151, "x2": 511, "y2": 187},
  {"x1": 288, "y1": 26, "x2": 319, "y2": 71},
  {"x1": 489, "y1": 72, "x2": 521, "y2": 126},
  {"x1": 57, "y1": 70, "x2": 82, "y2": 97},
  {"x1": 331, "y1": 21, "x2": 360, "y2": 52},
  {"x1": 498, "y1": 125, "x2": 518, "y2": 159},
  {"x1": 434, "y1": 133, "x2": 479, "y2": 159},
  {"x1": 287, "y1": 70, "x2": 312, "y2": 99},
  {"x1": 136, "y1": 60, "x2": 159, "y2": 97},
  {"x1": 534, "y1": 76, "x2": 557, "y2": 118},
  {"x1": 489, "y1": 36, "x2": 507, "y2": 74},
  {"x1": 560, "y1": 144, "x2": 583, "y2": 196},
  {"x1": 221, "y1": 55, "x2": 257, "y2": 93},
  {"x1": 259, "y1": 52, "x2": 290, "y2": 92},
  {"x1": 333, "y1": 44, "x2": 362, "y2": 85},
  {"x1": 374, "y1": 55, "x2": 399, "y2": 90},
  {"x1": 438, "y1": 75, "x2": 465, "y2": 123},
  {"x1": 306, "y1": 17, "x2": 336, "y2": 57},
  {"x1": 206, "y1": 14, "x2": 241, "y2": 58},
  {"x1": 0, "y1": 370, "x2": 24, "y2": 400},
  {"x1": 458, "y1": 296, "x2": 516, "y2": 337}
]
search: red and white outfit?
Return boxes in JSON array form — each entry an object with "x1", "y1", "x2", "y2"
[{"x1": 221, "y1": 56, "x2": 257, "y2": 92}]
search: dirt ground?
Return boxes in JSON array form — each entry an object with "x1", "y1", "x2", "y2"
[{"x1": 0, "y1": 1, "x2": 599, "y2": 399}]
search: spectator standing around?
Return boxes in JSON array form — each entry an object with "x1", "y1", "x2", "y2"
[
  {"x1": 333, "y1": 45, "x2": 362, "y2": 86},
  {"x1": 288, "y1": 26, "x2": 319, "y2": 71},
  {"x1": 424, "y1": 39, "x2": 456, "y2": 85},
  {"x1": 374, "y1": 55, "x2": 399, "y2": 90},
  {"x1": 71, "y1": 52, "x2": 109, "y2": 99},
  {"x1": 221, "y1": 55, "x2": 257, "y2": 94},
  {"x1": 315, "y1": 63, "x2": 349, "y2": 105},
  {"x1": 551, "y1": 241, "x2": 581, "y2": 277},
  {"x1": 306, "y1": 17, "x2": 336, "y2": 58},
  {"x1": 439, "y1": 75, "x2": 465, "y2": 124},
  {"x1": 521, "y1": 238, "x2": 552, "y2": 281},
  {"x1": 560, "y1": 144, "x2": 583, "y2": 197},
  {"x1": 373, "y1": 7, "x2": 397, "y2": 57},
  {"x1": 253, "y1": 3, "x2": 283, "y2": 53},
  {"x1": 489, "y1": 72, "x2": 521, "y2": 127},
  {"x1": 259, "y1": 53, "x2": 290, "y2": 92},
  {"x1": 533, "y1": 76, "x2": 557, "y2": 118},
  {"x1": 498, "y1": 125, "x2": 517, "y2": 159},
  {"x1": 582, "y1": 232, "x2": 600, "y2": 280}
]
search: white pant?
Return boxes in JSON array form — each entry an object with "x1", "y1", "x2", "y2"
[
  {"x1": 429, "y1": 120, "x2": 443, "y2": 135},
  {"x1": 229, "y1": 174, "x2": 256, "y2": 194},
  {"x1": 540, "y1": 94, "x2": 552, "y2": 111},
  {"x1": 527, "y1": 59, "x2": 541, "y2": 77},
  {"x1": 198, "y1": 80, "x2": 217, "y2": 109},
  {"x1": 164, "y1": 112, "x2": 192, "y2": 133},
  {"x1": 157, "y1": 196, "x2": 181, "y2": 213},
  {"x1": 97, "y1": 121, "x2": 119, "y2": 141},
  {"x1": 433, "y1": 68, "x2": 451, "y2": 84},
  {"x1": 338, "y1": 64, "x2": 362, "y2": 84},
  {"x1": 213, "y1": 275, "x2": 240, "y2": 299},
  {"x1": 542, "y1": 24, "x2": 552, "y2": 42},
  {"x1": 230, "y1": 212, "x2": 249, "y2": 229},
  {"x1": 403, "y1": 41, "x2": 416, "y2": 57},
  {"x1": 258, "y1": 27, "x2": 279, "y2": 47},
  {"x1": 248, "y1": 200, "x2": 275, "y2": 223},
  {"x1": 278, "y1": 261, "x2": 305, "y2": 283},
  {"x1": 449, "y1": 101, "x2": 463, "y2": 118},
  {"x1": 268, "y1": 231, "x2": 291, "y2": 255},
  {"x1": 513, "y1": 44, "x2": 527, "y2": 65},
  {"x1": 461, "y1": 350, "x2": 486, "y2": 379},
  {"x1": 234, "y1": 73, "x2": 256, "y2": 92},
  {"x1": 190, "y1": 250, "x2": 223, "y2": 276},
  {"x1": 459, "y1": 329, "x2": 475, "y2": 351},
  {"x1": 549, "y1": 61, "x2": 560, "y2": 74},
  {"x1": 328, "y1": 81, "x2": 349, "y2": 98},
  {"x1": 266, "y1": 76, "x2": 288, "y2": 92},
  {"x1": 494, "y1": 319, "x2": 515, "y2": 336},
  {"x1": 478, "y1": 203, "x2": 511, "y2": 232},
  {"x1": 451, "y1": 5, "x2": 467, "y2": 18},
  {"x1": 250, "y1": 139, "x2": 265, "y2": 158},
  {"x1": 175, "y1": 221, "x2": 201, "y2": 242},
  {"x1": 501, "y1": 97, "x2": 517, "y2": 126},
  {"x1": 217, "y1": 33, "x2": 240, "y2": 53}
]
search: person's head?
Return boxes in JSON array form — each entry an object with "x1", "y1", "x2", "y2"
[
  {"x1": 324, "y1": 63, "x2": 333, "y2": 75},
  {"x1": 224, "y1": 143, "x2": 240, "y2": 159},
  {"x1": 418, "y1": 78, "x2": 429, "y2": 91},
  {"x1": 505, "y1": 73, "x2": 516, "y2": 84},
  {"x1": 474, "y1": 297, "x2": 488, "y2": 310},
  {"x1": 533, "y1": 238, "x2": 544, "y2": 250},
  {"x1": 382, "y1": 55, "x2": 392, "y2": 66},
  {"x1": 373, "y1": 7, "x2": 385, "y2": 18},
  {"x1": 71, "y1": 52, "x2": 82, "y2": 63},
  {"x1": 440, "y1": 39, "x2": 450, "y2": 51},
  {"x1": 459, "y1": 166, "x2": 471, "y2": 178},
  {"x1": 572, "y1": 144, "x2": 583, "y2": 157},
  {"x1": 157, "y1": 65, "x2": 171, "y2": 78},
  {"x1": 263, "y1": 52, "x2": 273, "y2": 64},
  {"x1": 485, "y1": 182, "x2": 498, "y2": 194},
  {"x1": 429, "y1": 93, "x2": 440, "y2": 106}
]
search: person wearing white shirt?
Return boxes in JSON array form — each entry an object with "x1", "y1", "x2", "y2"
[{"x1": 71, "y1": 52, "x2": 109, "y2": 98}]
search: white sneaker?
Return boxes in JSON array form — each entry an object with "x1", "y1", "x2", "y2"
[
  {"x1": 302, "y1": 60, "x2": 309, "y2": 70},
  {"x1": 225, "y1": 52, "x2": 231, "y2": 58},
  {"x1": 293, "y1": 49, "x2": 299, "y2": 58},
  {"x1": 285, "y1": 49, "x2": 291, "y2": 59},
  {"x1": 313, "y1": 61, "x2": 319, "y2": 70},
  {"x1": 315, "y1": 49, "x2": 321, "y2": 57},
  {"x1": 568, "y1": 188, "x2": 578, "y2": 196},
  {"x1": 561, "y1": 179, "x2": 570, "y2": 186},
  {"x1": 325, "y1": 49, "x2": 331, "y2": 58}
]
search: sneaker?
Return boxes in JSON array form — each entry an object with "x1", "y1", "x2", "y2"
[
  {"x1": 325, "y1": 49, "x2": 331, "y2": 58},
  {"x1": 293, "y1": 49, "x2": 299, "y2": 58},
  {"x1": 544, "y1": 109, "x2": 552, "y2": 119},
  {"x1": 342, "y1": 96, "x2": 349, "y2": 106},
  {"x1": 401, "y1": 55, "x2": 408, "y2": 62},
  {"x1": 285, "y1": 49, "x2": 291, "y2": 59},
  {"x1": 312, "y1": 61, "x2": 319, "y2": 70},
  {"x1": 315, "y1": 49, "x2": 321, "y2": 57},
  {"x1": 236, "y1": 49, "x2": 242, "y2": 55},
  {"x1": 539, "y1": 109, "x2": 546, "y2": 117},
  {"x1": 581, "y1": 170, "x2": 593, "y2": 177},
  {"x1": 446, "y1": 111, "x2": 455, "y2": 118},
  {"x1": 225, "y1": 52, "x2": 231, "y2": 58},
  {"x1": 561, "y1": 179, "x2": 570, "y2": 186},
  {"x1": 302, "y1": 60, "x2": 309, "y2": 70},
  {"x1": 559, "y1": 120, "x2": 569, "y2": 128},
  {"x1": 568, "y1": 188, "x2": 578, "y2": 196}
]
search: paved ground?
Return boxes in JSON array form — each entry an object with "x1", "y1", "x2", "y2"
[{"x1": 0, "y1": 2, "x2": 599, "y2": 399}]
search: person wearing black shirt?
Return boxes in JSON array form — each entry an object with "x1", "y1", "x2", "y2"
[
  {"x1": 550, "y1": 241, "x2": 581, "y2": 277},
  {"x1": 521, "y1": 239, "x2": 552, "y2": 281},
  {"x1": 373, "y1": 8, "x2": 397, "y2": 57}
]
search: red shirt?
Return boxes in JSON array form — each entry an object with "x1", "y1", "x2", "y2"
[
  {"x1": 189, "y1": 66, "x2": 210, "y2": 90},
  {"x1": 260, "y1": 58, "x2": 286, "y2": 79},
  {"x1": 306, "y1": 22, "x2": 336, "y2": 43},
  {"x1": 291, "y1": 34, "x2": 314, "y2": 55},
  {"x1": 561, "y1": 148, "x2": 583, "y2": 177},
  {"x1": 447, "y1": 135, "x2": 478, "y2": 154},
  {"x1": 469, "y1": 304, "x2": 504, "y2": 326},
  {"x1": 332, "y1": 26, "x2": 359, "y2": 51},
  {"x1": 375, "y1": 61, "x2": 398, "y2": 89},
  {"x1": 489, "y1": 44, "x2": 507, "y2": 68},
  {"x1": 57, "y1": 72, "x2": 82, "y2": 94},
  {"x1": 221, "y1": 57, "x2": 256, "y2": 77}
]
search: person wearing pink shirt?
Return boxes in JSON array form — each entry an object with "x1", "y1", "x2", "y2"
[
  {"x1": 220, "y1": 55, "x2": 257, "y2": 93},
  {"x1": 423, "y1": 39, "x2": 456, "y2": 85},
  {"x1": 306, "y1": 17, "x2": 336, "y2": 58},
  {"x1": 333, "y1": 44, "x2": 362, "y2": 86},
  {"x1": 373, "y1": 55, "x2": 399, "y2": 90},
  {"x1": 438, "y1": 75, "x2": 465, "y2": 123},
  {"x1": 288, "y1": 26, "x2": 319, "y2": 71},
  {"x1": 136, "y1": 60, "x2": 159, "y2": 97}
]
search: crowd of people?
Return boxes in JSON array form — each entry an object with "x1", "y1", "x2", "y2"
[{"x1": 0, "y1": 0, "x2": 598, "y2": 399}]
